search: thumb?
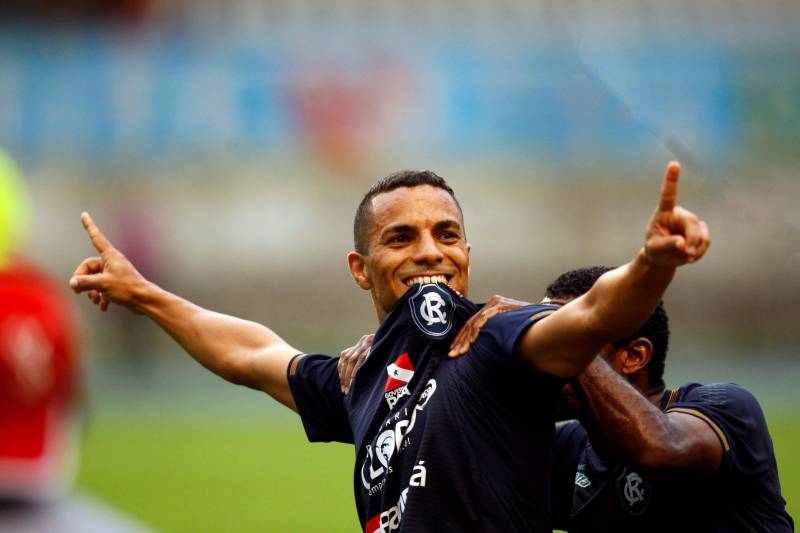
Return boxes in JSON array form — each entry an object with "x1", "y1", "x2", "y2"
[
  {"x1": 70, "y1": 273, "x2": 107, "y2": 293},
  {"x1": 646, "y1": 235, "x2": 686, "y2": 260}
]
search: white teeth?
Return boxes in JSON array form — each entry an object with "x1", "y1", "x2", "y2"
[{"x1": 405, "y1": 275, "x2": 451, "y2": 287}]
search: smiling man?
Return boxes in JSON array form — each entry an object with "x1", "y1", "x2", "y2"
[
  {"x1": 70, "y1": 164, "x2": 709, "y2": 532},
  {"x1": 347, "y1": 174, "x2": 471, "y2": 321}
]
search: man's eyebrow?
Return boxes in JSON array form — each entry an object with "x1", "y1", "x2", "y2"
[
  {"x1": 379, "y1": 220, "x2": 462, "y2": 239},
  {"x1": 434, "y1": 220, "x2": 463, "y2": 232},
  {"x1": 380, "y1": 224, "x2": 416, "y2": 239}
]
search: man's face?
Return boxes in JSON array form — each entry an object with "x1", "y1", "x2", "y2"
[
  {"x1": 555, "y1": 343, "x2": 619, "y2": 419},
  {"x1": 548, "y1": 294, "x2": 618, "y2": 419},
  {"x1": 348, "y1": 185, "x2": 470, "y2": 321}
]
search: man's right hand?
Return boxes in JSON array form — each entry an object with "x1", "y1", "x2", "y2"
[
  {"x1": 448, "y1": 295, "x2": 529, "y2": 357},
  {"x1": 69, "y1": 212, "x2": 300, "y2": 409},
  {"x1": 69, "y1": 212, "x2": 148, "y2": 313}
]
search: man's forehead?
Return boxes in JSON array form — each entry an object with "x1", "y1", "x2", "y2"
[{"x1": 368, "y1": 185, "x2": 463, "y2": 227}]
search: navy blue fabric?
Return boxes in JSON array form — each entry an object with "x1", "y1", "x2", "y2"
[
  {"x1": 551, "y1": 421, "x2": 587, "y2": 531},
  {"x1": 288, "y1": 283, "x2": 561, "y2": 532},
  {"x1": 551, "y1": 383, "x2": 794, "y2": 532},
  {"x1": 287, "y1": 354, "x2": 353, "y2": 444}
]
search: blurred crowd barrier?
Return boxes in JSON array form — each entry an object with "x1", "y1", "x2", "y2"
[
  {"x1": 22, "y1": 169, "x2": 800, "y2": 367},
  {"x1": 1, "y1": 0, "x2": 798, "y2": 169},
  {"x1": 0, "y1": 0, "x2": 798, "y2": 366}
]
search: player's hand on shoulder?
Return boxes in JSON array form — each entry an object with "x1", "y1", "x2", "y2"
[
  {"x1": 338, "y1": 333, "x2": 374, "y2": 394},
  {"x1": 643, "y1": 161, "x2": 710, "y2": 267},
  {"x1": 69, "y1": 212, "x2": 148, "y2": 313},
  {"x1": 448, "y1": 294, "x2": 530, "y2": 357}
]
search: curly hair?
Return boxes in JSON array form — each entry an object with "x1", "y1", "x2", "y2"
[{"x1": 545, "y1": 266, "x2": 670, "y2": 388}]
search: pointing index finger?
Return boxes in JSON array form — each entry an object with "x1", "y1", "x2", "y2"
[
  {"x1": 81, "y1": 212, "x2": 113, "y2": 254},
  {"x1": 658, "y1": 161, "x2": 681, "y2": 213}
]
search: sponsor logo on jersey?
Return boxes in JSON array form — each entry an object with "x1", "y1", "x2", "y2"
[
  {"x1": 384, "y1": 353, "x2": 414, "y2": 408},
  {"x1": 361, "y1": 380, "x2": 437, "y2": 494},
  {"x1": 408, "y1": 283, "x2": 453, "y2": 338},
  {"x1": 365, "y1": 461, "x2": 428, "y2": 533},
  {"x1": 360, "y1": 429, "x2": 396, "y2": 495},
  {"x1": 574, "y1": 471, "x2": 591, "y2": 488},
  {"x1": 615, "y1": 468, "x2": 651, "y2": 516}
]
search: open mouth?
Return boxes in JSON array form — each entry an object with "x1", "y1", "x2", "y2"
[{"x1": 403, "y1": 274, "x2": 452, "y2": 288}]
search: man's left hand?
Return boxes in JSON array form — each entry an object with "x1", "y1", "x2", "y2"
[
  {"x1": 643, "y1": 161, "x2": 710, "y2": 267},
  {"x1": 338, "y1": 334, "x2": 374, "y2": 394}
]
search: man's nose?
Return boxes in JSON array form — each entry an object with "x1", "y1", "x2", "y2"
[{"x1": 413, "y1": 233, "x2": 444, "y2": 264}]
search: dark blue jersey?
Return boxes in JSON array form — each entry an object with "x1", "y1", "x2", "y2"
[
  {"x1": 552, "y1": 383, "x2": 794, "y2": 532},
  {"x1": 288, "y1": 283, "x2": 562, "y2": 532}
]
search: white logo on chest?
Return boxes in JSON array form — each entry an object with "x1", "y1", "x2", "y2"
[
  {"x1": 623, "y1": 472, "x2": 646, "y2": 506},
  {"x1": 419, "y1": 292, "x2": 447, "y2": 325}
]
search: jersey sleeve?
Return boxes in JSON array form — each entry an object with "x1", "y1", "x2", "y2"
[
  {"x1": 551, "y1": 421, "x2": 588, "y2": 530},
  {"x1": 472, "y1": 303, "x2": 560, "y2": 372},
  {"x1": 286, "y1": 353, "x2": 353, "y2": 444},
  {"x1": 666, "y1": 383, "x2": 774, "y2": 478}
]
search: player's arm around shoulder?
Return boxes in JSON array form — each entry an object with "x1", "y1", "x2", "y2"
[
  {"x1": 655, "y1": 408, "x2": 726, "y2": 474},
  {"x1": 664, "y1": 383, "x2": 772, "y2": 477},
  {"x1": 576, "y1": 358, "x2": 723, "y2": 477},
  {"x1": 69, "y1": 212, "x2": 301, "y2": 411}
]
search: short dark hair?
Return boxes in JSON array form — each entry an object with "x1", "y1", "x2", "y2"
[
  {"x1": 353, "y1": 170, "x2": 463, "y2": 254},
  {"x1": 545, "y1": 266, "x2": 670, "y2": 389}
]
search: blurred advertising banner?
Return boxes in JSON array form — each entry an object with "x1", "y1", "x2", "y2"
[{"x1": 1, "y1": 13, "x2": 797, "y2": 170}]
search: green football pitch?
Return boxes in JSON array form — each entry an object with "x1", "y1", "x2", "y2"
[{"x1": 77, "y1": 410, "x2": 798, "y2": 532}]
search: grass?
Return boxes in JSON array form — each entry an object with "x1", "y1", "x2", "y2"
[
  {"x1": 76, "y1": 409, "x2": 798, "y2": 532},
  {"x1": 771, "y1": 409, "x2": 800, "y2": 521},
  {"x1": 76, "y1": 418, "x2": 357, "y2": 532}
]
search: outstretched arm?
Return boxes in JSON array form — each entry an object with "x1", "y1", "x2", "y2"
[
  {"x1": 517, "y1": 162, "x2": 709, "y2": 377},
  {"x1": 575, "y1": 357, "x2": 723, "y2": 475},
  {"x1": 69, "y1": 213, "x2": 300, "y2": 410}
]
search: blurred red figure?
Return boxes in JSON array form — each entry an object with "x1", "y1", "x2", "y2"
[
  {"x1": 0, "y1": 260, "x2": 79, "y2": 501},
  {"x1": 0, "y1": 150, "x2": 150, "y2": 532}
]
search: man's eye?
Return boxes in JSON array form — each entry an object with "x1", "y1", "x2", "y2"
[
  {"x1": 388, "y1": 235, "x2": 410, "y2": 244},
  {"x1": 440, "y1": 232, "x2": 459, "y2": 241}
]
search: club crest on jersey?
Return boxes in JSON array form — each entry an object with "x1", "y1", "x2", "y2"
[
  {"x1": 408, "y1": 283, "x2": 454, "y2": 339},
  {"x1": 615, "y1": 468, "x2": 651, "y2": 516},
  {"x1": 385, "y1": 352, "x2": 415, "y2": 408}
]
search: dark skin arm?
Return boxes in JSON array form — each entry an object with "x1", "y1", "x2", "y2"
[{"x1": 575, "y1": 357, "x2": 724, "y2": 476}]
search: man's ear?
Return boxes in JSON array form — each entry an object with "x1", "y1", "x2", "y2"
[
  {"x1": 347, "y1": 251, "x2": 373, "y2": 290},
  {"x1": 617, "y1": 337, "x2": 653, "y2": 375}
]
